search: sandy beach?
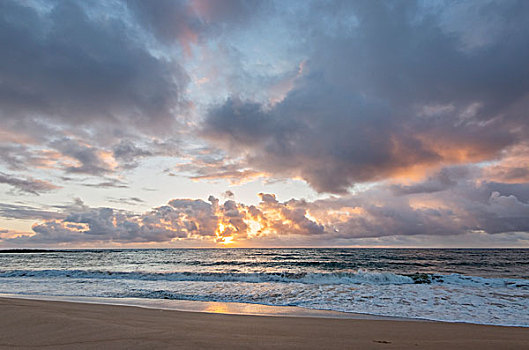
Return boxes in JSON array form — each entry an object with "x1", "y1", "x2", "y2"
[{"x1": 0, "y1": 297, "x2": 527, "y2": 349}]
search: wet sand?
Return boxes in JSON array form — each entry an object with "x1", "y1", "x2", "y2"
[{"x1": 0, "y1": 297, "x2": 527, "y2": 349}]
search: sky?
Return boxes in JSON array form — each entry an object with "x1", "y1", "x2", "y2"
[{"x1": 1, "y1": 0, "x2": 529, "y2": 248}]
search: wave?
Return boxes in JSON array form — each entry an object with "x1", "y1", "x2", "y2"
[
  {"x1": 0, "y1": 269, "x2": 413, "y2": 284},
  {"x1": 1, "y1": 269, "x2": 528, "y2": 288}
]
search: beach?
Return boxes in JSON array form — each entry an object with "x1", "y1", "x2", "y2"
[{"x1": 0, "y1": 297, "x2": 528, "y2": 349}]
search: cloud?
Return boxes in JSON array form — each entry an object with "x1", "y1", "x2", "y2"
[
  {"x1": 283, "y1": 171, "x2": 526, "y2": 239},
  {"x1": 107, "y1": 197, "x2": 145, "y2": 206},
  {"x1": 0, "y1": 228, "x2": 29, "y2": 240},
  {"x1": 0, "y1": 172, "x2": 60, "y2": 195},
  {"x1": 5, "y1": 165, "x2": 529, "y2": 246},
  {"x1": 127, "y1": 0, "x2": 271, "y2": 45},
  {"x1": 174, "y1": 150, "x2": 269, "y2": 184},
  {"x1": 81, "y1": 179, "x2": 129, "y2": 189},
  {"x1": 0, "y1": 142, "x2": 64, "y2": 172},
  {"x1": 0, "y1": 0, "x2": 192, "y2": 184},
  {"x1": 190, "y1": 169, "x2": 267, "y2": 184},
  {"x1": 222, "y1": 190, "x2": 234, "y2": 198},
  {"x1": 390, "y1": 166, "x2": 472, "y2": 195},
  {"x1": 127, "y1": 0, "x2": 199, "y2": 46},
  {"x1": 0, "y1": 203, "x2": 63, "y2": 221},
  {"x1": 202, "y1": 0, "x2": 529, "y2": 193},
  {"x1": 111, "y1": 140, "x2": 153, "y2": 170},
  {"x1": 483, "y1": 143, "x2": 529, "y2": 184},
  {"x1": 190, "y1": 0, "x2": 268, "y2": 25},
  {"x1": 49, "y1": 138, "x2": 116, "y2": 176},
  {"x1": 0, "y1": 0, "x2": 187, "y2": 132},
  {"x1": 5, "y1": 193, "x2": 324, "y2": 245}
]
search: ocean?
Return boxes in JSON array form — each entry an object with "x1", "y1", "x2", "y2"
[{"x1": 0, "y1": 248, "x2": 527, "y2": 326}]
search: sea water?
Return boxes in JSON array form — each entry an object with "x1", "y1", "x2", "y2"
[{"x1": 0, "y1": 248, "x2": 527, "y2": 326}]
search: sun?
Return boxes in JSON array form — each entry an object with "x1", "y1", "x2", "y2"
[
  {"x1": 220, "y1": 236, "x2": 235, "y2": 245},
  {"x1": 215, "y1": 222, "x2": 236, "y2": 245}
]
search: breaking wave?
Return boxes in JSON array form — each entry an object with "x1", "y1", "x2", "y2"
[{"x1": 1, "y1": 268, "x2": 527, "y2": 289}]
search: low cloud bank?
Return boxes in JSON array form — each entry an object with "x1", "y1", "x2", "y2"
[{"x1": 5, "y1": 167, "x2": 529, "y2": 246}]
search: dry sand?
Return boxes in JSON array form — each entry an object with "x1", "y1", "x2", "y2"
[{"x1": 0, "y1": 297, "x2": 527, "y2": 349}]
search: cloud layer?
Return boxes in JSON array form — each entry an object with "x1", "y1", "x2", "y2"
[
  {"x1": 0, "y1": 172, "x2": 59, "y2": 195},
  {"x1": 4, "y1": 165, "x2": 529, "y2": 246},
  {"x1": 203, "y1": 0, "x2": 529, "y2": 193}
]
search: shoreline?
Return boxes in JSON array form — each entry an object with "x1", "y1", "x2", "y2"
[
  {"x1": 1, "y1": 293, "x2": 526, "y2": 327},
  {"x1": 0, "y1": 293, "x2": 410, "y2": 321},
  {"x1": 1, "y1": 297, "x2": 528, "y2": 349}
]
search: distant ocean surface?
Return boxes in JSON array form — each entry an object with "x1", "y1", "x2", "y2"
[{"x1": 1, "y1": 248, "x2": 528, "y2": 326}]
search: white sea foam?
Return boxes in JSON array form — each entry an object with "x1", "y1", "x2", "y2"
[
  {"x1": 1, "y1": 269, "x2": 527, "y2": 289},
  {"x1": 0, "y1": 269, "x2": 416, "y2": 284},
  {"x1": 1, "y1": 269, "x2": 528, "y2": 326}
]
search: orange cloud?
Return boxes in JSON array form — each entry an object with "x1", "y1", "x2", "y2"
[{"x1": 483, "y1": 143, "x2": 529, "y2": 184}]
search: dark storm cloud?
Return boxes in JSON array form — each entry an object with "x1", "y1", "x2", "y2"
[
  {"x1": 203, "y1": 0, "x2": 529, "y2": 193},
  {"x1": 0, "y1": 172, "x2": 60, "y2": 195}
]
